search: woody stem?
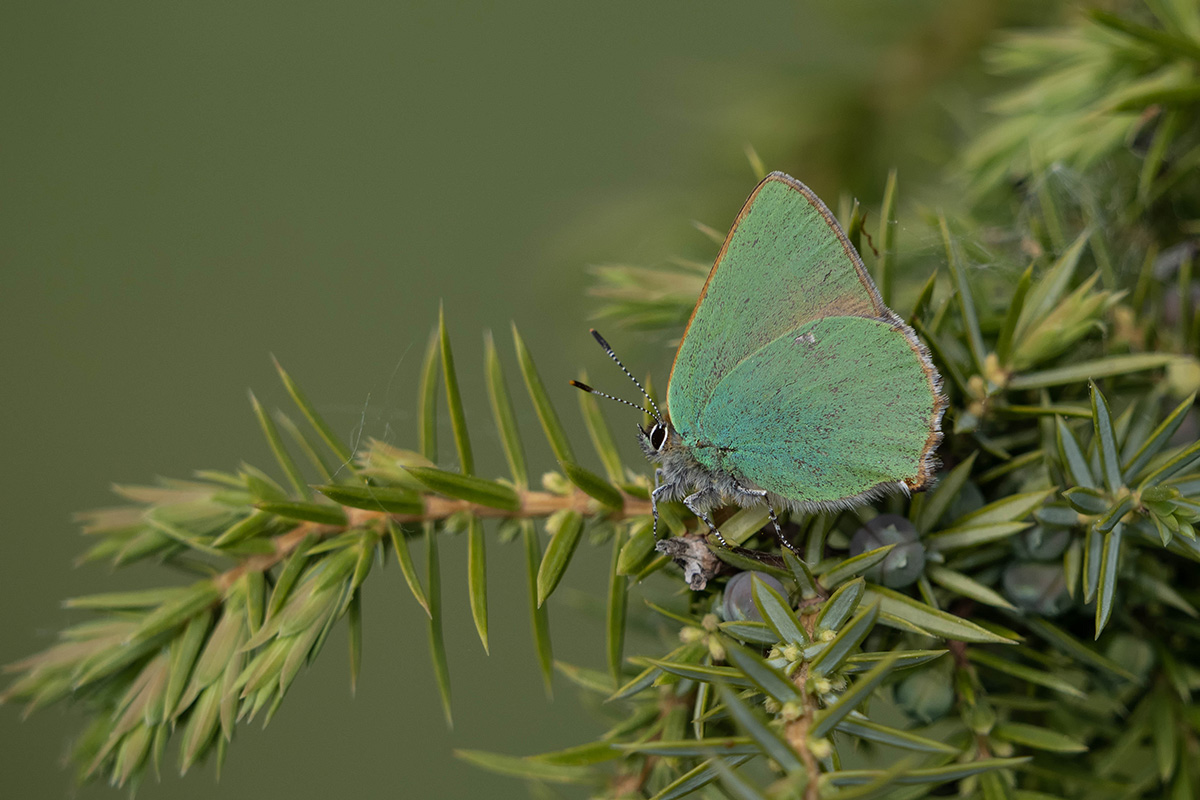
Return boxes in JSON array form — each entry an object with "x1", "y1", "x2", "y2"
[{"x1": 785, "y1": 606, "x2": 822, "y2": 800}]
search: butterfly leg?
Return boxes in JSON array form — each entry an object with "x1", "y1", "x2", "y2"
[
  {"x1": 735, "y1": 486, "x2": 802, "y2": 557},
  {"x1": 682, "y1": 489, "x2": 731, "y2": 548},
  {"x1": 650, "y1": 483, "x2": 671, "y2": 541}
]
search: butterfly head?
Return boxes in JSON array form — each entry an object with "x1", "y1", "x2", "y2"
[{"x1": 637, "y1": 419, "x2": 673, "y2": 461}]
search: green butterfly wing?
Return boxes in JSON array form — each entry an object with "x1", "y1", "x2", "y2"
[
  {"x1": 667, "y1": 172, "x2": 943, "y2": 503},
  {"x1": 695, "y1": 316, "x2": 941, "y2": 505},
  {"x1": 669, "y1": 173, "x2": 888, "y2": 427}
]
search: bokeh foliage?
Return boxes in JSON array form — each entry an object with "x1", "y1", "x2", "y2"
[{"x1": 6, "y1": 2, "x2": 1200, "y2": 798}]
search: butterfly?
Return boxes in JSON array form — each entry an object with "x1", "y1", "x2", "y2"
[{"x1": 573, "y1": 172, "x2": 946, "y2": 556}]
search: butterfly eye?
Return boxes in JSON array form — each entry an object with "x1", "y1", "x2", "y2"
[{"x1": 649, "y1": 424, "x2": 668, "y2": 451}]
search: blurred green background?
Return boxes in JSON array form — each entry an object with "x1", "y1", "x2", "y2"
[{"x1": 1, "y1": 2, "x2": 1050, "y2": 797}]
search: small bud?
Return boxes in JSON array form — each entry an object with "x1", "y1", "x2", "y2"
[
  {"x1": 808, "y1": 737, "x2": 833, "y2": 759},
  {"x1": 781, "y1": 643, "x2": 802, "y2": 662},
  {"x1": 444, "y1": 510, "x2": 471, "y2": 533},
  {"x1": 812, "y1": 676, "x2": 832, "y2": 695},
  {"x1": 700, "y1": 613, "x2": 719, "y2": 633},
  {"x1": 780, "y1": 701, "x2": 803, "y2": 721},
  {"x1": 707, "y1": 639, "x2": 726, "y2": 662},
  {"x1": 767, "y1": 646, "x2": 782, "y2": 660},
  {"x1": 496, "y1": 519, "x2": 522, "y2": 544},
  {"x1": 963, "y1": 699, "x2": 996, "y2": 735},
  {"x1": 544, "y1": 508, "x2": 569, "y2": 535},
  {"x1": 763, "y1": 698, "x2": 781, "y2": 714},
  {"x1": 679, "y1": 626, "x2": 705, "y2": 644},
  {"x1": 983, "y1": 352, "x2": 1008, "y2": 387},
  {"x1": 991, "y1": 738, "x2": 1015, "y2": 757},
  {"x1": 541, "y1": 471, "x2": 572, "y2": 495},
  {"x1": 818, "y1": 629, "x2": 836, "y2": 642},
  {"x1": 1167, "y1": 357, "x2": 1200, "y2": 397}
]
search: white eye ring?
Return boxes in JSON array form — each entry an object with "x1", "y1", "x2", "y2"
[{"x1": 649, "y1": 423, "x2": 668, "y2": 451}]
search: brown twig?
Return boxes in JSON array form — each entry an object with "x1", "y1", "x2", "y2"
[
  {"x1": 785, "y1": 604, "x2": 822, "y2": 800},
  {"x1": 390, "y1": 489, "x2": 652, "y2": 522},
  {"x1": 213, "y1": 488, "x2": 650, "y2": 593}
]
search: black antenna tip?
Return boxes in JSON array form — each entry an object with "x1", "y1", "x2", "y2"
[
  {"x1": 569, "y1": 380, "x2": 593, "y2": 393},
  {"x1": 589, "y1": 329, "x2": 611, "y2": 350}
]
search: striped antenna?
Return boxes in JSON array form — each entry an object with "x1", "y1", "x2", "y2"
[
  {"x1": 587, "y1": 329, "x2": 663, "y2": 422},
  {"x1": 569, "y1": 380, "x2": 658, "y2": 421}
]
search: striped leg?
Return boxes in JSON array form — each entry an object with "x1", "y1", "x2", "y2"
[
  {"x1": 736, "y1": 486, "x2": 801, "y2": 557},
  {"x1": 683, "y1": 489, "x2": 731, "y2": 548}
]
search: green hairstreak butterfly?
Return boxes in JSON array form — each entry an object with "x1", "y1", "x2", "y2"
[{"x1": 573, "y1": 172, "x2": 946, "y2": 555}]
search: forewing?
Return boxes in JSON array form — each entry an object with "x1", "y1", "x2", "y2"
[
  {"x1": 696, "y1": 316, "x2": 942, "y2": 505},
  {"x1": 667, "y1": 173, "x2": 887, "y2": 430}
]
